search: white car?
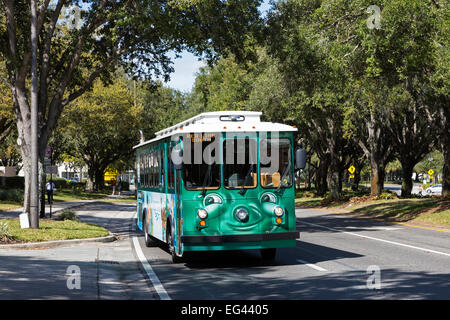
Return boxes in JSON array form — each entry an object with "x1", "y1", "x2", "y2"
[{"x1": 426, "y1": 184, "x2": 442, "y2": 194}]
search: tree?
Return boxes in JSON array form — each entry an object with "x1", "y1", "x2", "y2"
[
  {"x1": 0, "y1": 62, "x2": 14, "y2": 143},
  {"x1": 266, "y1": 0, "x2": 355, "y2": 198},
  {"x1": 0, "y1": 0, "x2": 263, "y2": 217},
  {"x1": 387, "y1": 85, "x2": 436, "y2": 196},
  {"x1": 59, "y1": 76, "x2": 140, "y2": 191},
  {"x1": 139, "y1": 81, "x2": 187, "y2": 140},
  {"x1": 309, "y1": 0, "x2": 442, "y2": 196},
  {"x1": 426, "y1": 0, "x2": 449, "y2": 196}
]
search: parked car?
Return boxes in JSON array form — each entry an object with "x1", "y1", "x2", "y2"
[{"x1": 425, "y1": 184, "x2": 442, "y2": 194}]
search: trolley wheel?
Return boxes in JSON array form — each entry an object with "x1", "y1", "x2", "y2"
[
  {"x1": 167, "y1": 228, "x2": 183, "y2": 264},
  {"x1": 143, "y1": 214, "x2": 157, "y2": 247},
  {"x1": 260, "y1": 248, "x2": 277, "y2": 261}
]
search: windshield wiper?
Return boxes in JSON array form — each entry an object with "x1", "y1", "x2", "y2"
[
  {"x1": 239, "y1": 165, "x2": 254, "y2": 196},
  {"x1": 276, "y1": 162, "x2": 291, "y2": 194},
  {"x1": 200, "y1": 164, "x2": 213, "y2": 197}
]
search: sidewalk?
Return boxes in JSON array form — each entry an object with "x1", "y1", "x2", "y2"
[
  {"x1": 0, "y1": 200, "x2": 156, "y2": 300},
  {"x1": 0, "y1": 191, "x2": 135, "y2": 219}
]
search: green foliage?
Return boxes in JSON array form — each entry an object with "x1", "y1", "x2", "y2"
[
  {"x1": 0, "y1": 189, "x2": 23, "y2": 202},
  {"x1": 54, "y1": 209, "x2": 79, "y2": 222},
  {"x1": 414, "y1": 150, "x2": 444, "y2": 175},
  {"x1": 376, "y1": 191, "x2": 398, "y2": 200},
  {"x1": 49, "y1": 178, "x2": 86, "y2": 191},
  {"x1": 0, "y1": 221, "x2": 14, "y2": 242},
  {"x1": 59, "y1": 75, "x2": 141, "y2": 189},
  {"x1": 139, "y1": 82, "x2": 187, "y2": 139},
  {"x1": 0, "y1": 176, "x2": 25, "y2": 190}
]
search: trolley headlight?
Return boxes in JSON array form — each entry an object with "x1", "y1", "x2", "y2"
[
  {"x1": 235, "y1": 208, "x2": 249, "y2": 222},
  {"x1": 274, "y1": 206, "x2": 284, "y2": 217},
  {"x1": 197, "y1": 209, "x2": 208, "y2": 219}
]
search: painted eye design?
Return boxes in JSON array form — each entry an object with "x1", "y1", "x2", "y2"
[
  {"x1": 260, "y1": 193, "x2": 277, "y2": 203},
  {"x1": 204, "y1": 194, "x2": 223, "y2": 206}
]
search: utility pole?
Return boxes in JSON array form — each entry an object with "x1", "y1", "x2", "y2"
[{"x1": 30, "y1": 0, "x2": 39, "y2": 229}]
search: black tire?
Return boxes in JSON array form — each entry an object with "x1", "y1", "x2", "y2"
[
  {"x1": 143, "y1": 213, "x2": 157, "y2": 247},
  {"x1": 260, "y1": 248, "x2": 277, "y2": 261},
  {"x1": 167, "y1": 227, "x2": 183, "y2": 264}
]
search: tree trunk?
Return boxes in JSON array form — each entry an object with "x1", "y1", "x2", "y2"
[
  {"x1": 352, "y1": 169, "x2": 361, "y2": 191},
  {"x1": 370, "y1": 160, "x2": 385, "y2": 196},
  {"x1": 86, "y1": 175, "x2": 95, "y2": 192},
  {"x1": 39, "y1": 159, "x2": 46, "y2": 218},
  {"x1": 22, "y1": 155, "x2": 31, "y2": 215},
  {"x1": 316, "y1": 159, "x2": 329, "y2": 196},
  {"x1": 327, "y1": 159, "x2": 341, "y2": 199},
  {"x1": 400, "y1": 161, "x2": 414, "y2": 197},
  {"x1": 442, "y1": 140, "x2": 450, "y2": 197}
]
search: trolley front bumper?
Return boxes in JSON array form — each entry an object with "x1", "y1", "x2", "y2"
[{"x1": 181, "y1": 231, "x2": 300, "y2": 244}]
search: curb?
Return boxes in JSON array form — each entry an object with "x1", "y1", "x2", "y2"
[{"x1": 0, "y1": 233, "x2": 118, "y2": 250}]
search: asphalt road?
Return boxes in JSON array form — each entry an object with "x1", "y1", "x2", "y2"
[
  {"x1": 2, "y1": 202, "x2": 448, "y2": 300},
  {"x1": 136, "y1": 208, "x2": 450, "y2": 300}
]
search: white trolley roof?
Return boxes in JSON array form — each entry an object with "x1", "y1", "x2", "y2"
[{"x1": 133, "y1": 111, "x2": 297, "y2": 150}]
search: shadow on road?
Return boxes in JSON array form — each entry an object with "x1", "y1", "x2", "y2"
[{"x1": 1, "y1": 248, "x2": 448, "y2": 300}]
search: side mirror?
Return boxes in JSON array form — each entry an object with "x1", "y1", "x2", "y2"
[
  {"x1": 295, "y1": 148, "x2": 306, "y2": 170},
  {"x1": 172, "y1": 148, "x2": 183, "y2": 170}
]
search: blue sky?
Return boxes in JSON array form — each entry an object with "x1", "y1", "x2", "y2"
[{"x1": 165, "y1": 0, "x2": 272, "y2": 93}]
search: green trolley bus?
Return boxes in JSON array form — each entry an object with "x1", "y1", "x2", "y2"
[{"x1": 134, "y1": 111, "x2": 306, "y2": 263}]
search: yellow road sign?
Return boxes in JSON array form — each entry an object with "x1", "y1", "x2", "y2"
[
  {"x1": 428, "y1": 169, "x2": 434, "y2": 175},
  {"x1": 349, "y1": 175, "x2": 355, "y2": 179},
  {"x1": 348, "y1": 165, "x2": 356, "y2": 174}
]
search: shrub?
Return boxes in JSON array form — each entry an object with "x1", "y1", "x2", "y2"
[
  {"x1": 0, "y1": 221, "x2": 14, "y2": 242},
  {"x1": 0, "y1": 176, "x2": 25, "y2": 189},
  {"x1": 54, "y1": 209, "x2": 79, "y2": 221},
  {"x1": 376, "y1": 192, "x2": 398, "y2": 200},
  {"x1": 0, "y1": 189, "x2": 24, "y2": 202},
  {"x1": 51, "y1": 177, "x2": 69, "y2": 189}
]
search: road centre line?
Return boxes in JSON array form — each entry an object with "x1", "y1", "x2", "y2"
[
  {"x1": 298, "y1": 221, "x2": 450, "y2": 258},
  {"x1": 296, "y1": 259, "x2": 328, "y2": 272},
  {"x1": 132, "y1": 236, "x2": 171, "y2": 300}
]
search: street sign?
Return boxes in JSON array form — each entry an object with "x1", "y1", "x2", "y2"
[
  {"x1": 348, "y1": 165, "x2": 356, "y2": 174},
  {"x1": 428, "y1": 169, "x2": 434, "y2": 175},
  {"x1": 349, "y1": 175, "x2": 355, "y2": 179},
  {"x1": 45, "y1": 165, "x2": 58, "y2": 174}
]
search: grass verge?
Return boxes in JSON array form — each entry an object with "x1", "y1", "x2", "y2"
[
  {"x1": 295, "y1": 189, "x2": 449, "y2": 227},
  {"x1": 52, "y1": 189, "x2": 110, "y2": 202},
  {"x1": 101, "y1": 195, "x2": 136, "y2": 204},
  {"x1": 347, "y1": 197, "x2": 450, "y2": 226},
  {"x1": 0, "y1": 218, "x2": 109, "y2": 244},
  {"x1": 0, "y1": 201, "x2": 23, "y2": 212}
]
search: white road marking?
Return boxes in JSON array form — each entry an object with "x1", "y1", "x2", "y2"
[
  {"x1": 296, "y1": 259, "x2": 328, "y2": 272},
  {"x1": 299, "y1": 220, "x2": 450, "y2": 258},
  {"x1": 344, "y1": 226, "x2": 402, "y2": 231},
  {"x1": 132, "y1": 236, "x2": 171, "y2": 300}
]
